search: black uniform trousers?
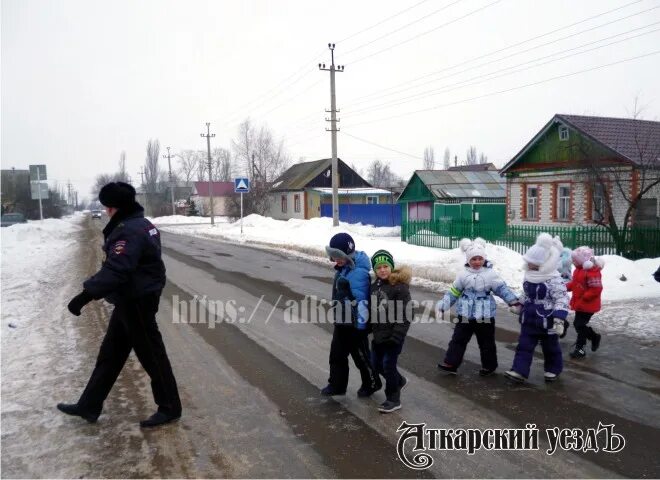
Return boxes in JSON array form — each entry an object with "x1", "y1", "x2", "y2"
[
  {"x1": 77, "y1": 292, "x2": 182, "y2": 416},
  {"x1": 444, "y1": 318, "x2": 497, "y2": 370},
  {"x1": 328, "y1": 325, "x2": 378, "y2": 392}
]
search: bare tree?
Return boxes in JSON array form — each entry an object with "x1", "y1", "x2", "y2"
[
  {"x1": 366, "y1": 159, "x2": 403, "y2": 188},
  {"x1": 92, "y1": 173, "x2": 115, "y2": 197},
  {"x1": 230, "y1": 119, "x2": 291, "y2": 215},
  {"x1": 213, "y1": 147, "x2": 233, "y2": 181},
  {"x1": 575, "y1": 106, "x2": 660, "y2": 254},
  {"x1": 466, "y1": 146, "x2": 478, "y2": 165},
  {"x1": 443, "y1": 147, "x2": 451, "y2": 170},
  {"x1": 177, "y1": 149, "x2": 199, "y2": 185},
  {"x1": 423, "y1": 146, "x2": 435, "y2": 169},
  {"x1": 115, "y1": 151, "x2": 130, "y2": 182},
  {"x1": 144, "y1": 139, "x2": 160, "y2": 193},
  {"x1": 350, "y1": 162, "x2": 365, "y2": 179},
  {"x1": 479, "y1": 153, "x2": 489, "y2": 164}
]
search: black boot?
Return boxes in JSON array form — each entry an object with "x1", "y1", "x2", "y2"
[
  {"x1": 591, "y1": 333, "x2": 601, "y2": 352},
  {"x1": 56, "y1": 403, "x2": 99, "y2": 423},
  {"x1": 320, "y1": 385, "x2": 346, "y2": 396},
  {"x1": 139, "y1": 411, "x2": 181, "y2": 428},
  {"x1": 570, "y1": 345, "x2": 586, "y2": 359},
  {"x1": 357, "y1": 378, "x2": 382, "y2": 398}
]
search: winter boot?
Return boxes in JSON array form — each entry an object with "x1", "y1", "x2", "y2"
[
  {"x1": 504, "y1": 370, "x2": 525, "y2": 383},
  {"x1": 378, "y1": 400, "x2": 402, "y2": 413},
  {"x1": 320, "y1": 385, "x2": 346, "y2": 396},
  {"x1": 357, "y1": 378, "x2": 382, "y2": 398},
  {"x1": 139, "y1": 411, "x2": 181, "y2": 428},
  {"x1": 591, "y1": 333, "x2": 602, "y2": 352},
  {"x1": 399, "y1": 375, "x2": 408, "y2": 392},
  {"x1": 544, "y1": 372, "x2": 559, "y2": 382},
  {"x1": 479, "y1": 368, "x2": 496, "y2": 377},
  {"x1": 570, "y1": 345, "x2": 586, "y2": 359},
  {"x1": 438, "y1": 362, "x2": 458, "y2": 375},
  {"x1": 56, "y1": 403, "x2": 99, "y2": 423}
]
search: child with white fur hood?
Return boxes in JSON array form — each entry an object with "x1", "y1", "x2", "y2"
[
  {"x1": 505, "y1": 233, "x2": 569, "y2": 383},
  {"x1": 436, "y1": 238, "x2": 520, "y2": 376}
]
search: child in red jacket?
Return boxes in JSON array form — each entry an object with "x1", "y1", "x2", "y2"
[{"x1": 566, "y1": 246, "x2": 604, "y2": 358}]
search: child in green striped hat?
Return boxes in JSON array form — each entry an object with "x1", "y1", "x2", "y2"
[{"x1": 370, "y1": 249, "x2": 412, "y2": 413}]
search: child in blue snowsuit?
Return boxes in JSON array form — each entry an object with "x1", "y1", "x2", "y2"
[
  {"x1": 436, "y1": 238, "x2": 520, "y2": 376},
  {"x1": 506, "y1": 233, "x2": 569, "y2": 383}
]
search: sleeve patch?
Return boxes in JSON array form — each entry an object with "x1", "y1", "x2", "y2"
[
  {"x1": 149, "y1": 228, "x2": 159, "y2": 236},
  {"x1": 112, "y1": 240, "x2": 127, "y2": 255}
]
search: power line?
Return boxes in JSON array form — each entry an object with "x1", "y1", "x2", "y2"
[
  {"x1": 343, "y1": 24, "x2": 660, "y2": 118},
  {"x1": 347, "y1": 0, "x2": 504, "y2": 65},
  {"x1": 342, "y1": 0, "x2": 463, "y2": 56},
  {"x1": 346, "y1": 50, "x2": 660, "y2": 128},
  {"x1": 342, "y1": 132, "x2": 423, "y2": 160},
  {"x1": 337, "y1": 0, "x2": 435, "y2": 44},
  {"x1": 347, "y1": 0, "x2": 647, "y2": 104}
]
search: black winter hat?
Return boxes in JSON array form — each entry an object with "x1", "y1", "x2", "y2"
[
  {"x1": 98, "y1": 182, "x2": 136, "y2": 209},
  {"x1": 328, "y1": 232, "x2": 355, "y2": 256}
]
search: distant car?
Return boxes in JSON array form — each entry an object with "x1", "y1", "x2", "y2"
[
  {"x1": 1, "y1": 213, "x2": 27, "y2": 227},
  {"x1": 91, "y1": 210, "x2": 103, "y2": 219}
]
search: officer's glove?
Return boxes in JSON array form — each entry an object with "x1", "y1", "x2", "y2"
[
  {"x1": 67, "y1": 290, "x2": 94, "y2": 316},
  {"x1": 435, "y1": 300, "x2": 445, "y2": 321}
]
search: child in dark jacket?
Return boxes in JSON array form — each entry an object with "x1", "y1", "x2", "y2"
[
  {"x1": 370, "y1": 249, "x2": 411, "y2": 414},
  {"x1": 506, "y1": 233, "x2": 569, "y2": 383},
  {"x1": 566, "y1": 246, "x2": 604, "y2": 358}
]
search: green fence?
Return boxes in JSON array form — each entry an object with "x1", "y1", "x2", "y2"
[{"x1": 401, "y1": 219, "x2": 660, "y2": 259}]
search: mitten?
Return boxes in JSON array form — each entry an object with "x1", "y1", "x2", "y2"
[
  {"x1": 553, "y1": 318, "x2": 565, "y2": 337},
  {"x1": 336, "y1": 277, "x2": 354, "y2": 300},
  {"x1": 509, "y1": 302, "x2": 522, "y2": 315},
  {"x1": 67, "y1": 290, "x2": 94, "y2": 316}
]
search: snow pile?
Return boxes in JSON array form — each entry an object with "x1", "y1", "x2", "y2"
[
  {"x1": 157, "y1": 214, "x2": 660, "y2": 303},
  {"x1": 149, "y1": 214, "x2": 232, "y2": 225},
  {"x1": 1, "y1": 218, "x2": 84, "y2": 328}
]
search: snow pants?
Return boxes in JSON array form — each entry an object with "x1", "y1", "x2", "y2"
[
  {"x1": 77, "y1": 292, "x2": 182, "y2": 416},
  {"x1": 511, "y1": 323, "x2": 562, "y2": 378},
  {"x1": 328, "y1": 325, "x2": 378, "y2": 392},
  {"x1": 444, "y1": 318, "x2": 497, "y2": 371},
  {"x1": 573, "y1": 311, "x2": 596, "y2": 348}
]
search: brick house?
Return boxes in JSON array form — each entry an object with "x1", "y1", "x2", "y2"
[{"x1": 499, "y1": 114, "x2": 660, "y2": 228}]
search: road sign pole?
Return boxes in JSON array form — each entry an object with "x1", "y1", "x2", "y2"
[
  {"x1": 240, "y1": 192, "x2": 244, "y2": 235},
  {"x1": 37, "y1": 166, "x2": 43, "y2": 221}
]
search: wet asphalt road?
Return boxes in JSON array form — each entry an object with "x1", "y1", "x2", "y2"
[{"x1": 157, "y1": 230, "x2": 660, "y2": 478}]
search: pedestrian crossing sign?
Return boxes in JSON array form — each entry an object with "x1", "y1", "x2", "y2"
[{"x1": 234, "y1": 177, "x2": 250, "y2": 193}]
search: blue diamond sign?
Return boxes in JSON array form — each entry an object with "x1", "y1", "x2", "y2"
[{"x1": 234, "y1": 177, "x2": 250, "y2": 193}]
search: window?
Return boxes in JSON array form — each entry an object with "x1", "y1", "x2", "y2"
[
  {"x1": 526, "y1": 186, "x2": 538, "y2": 219},
  {"x1": 593, "y1": 184, "x2": 606, "y2": 222},
  {"x1": 366, "y1": 195, "x2": 379, "y2": 205},
  {"x1": 294, "y1": 194, "x2": 301, "y2": 213},
  {"x1": 557, "y1": 184, "x2": 570, "y2": 221},
  {"x1": 281, "y1": 195, "x2": 287, "y2": 213},
  {"x1": 559, "y1": 125, "x2": 569, "y2": 141}
]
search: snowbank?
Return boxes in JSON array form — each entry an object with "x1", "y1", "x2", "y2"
[
  {"x1": 149, "y1": 214, "x2": 232, "y2": 225},
  {"x1": 156, "y1": 214, "x2": 660, "y2": 303}
]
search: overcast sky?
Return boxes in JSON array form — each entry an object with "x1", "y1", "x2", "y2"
[{"x1": 2, "y1": 0, "x2": 660, "y2": 202}]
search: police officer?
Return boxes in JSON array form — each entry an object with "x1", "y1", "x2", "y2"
[{"x1": 57, "y1": 182, "x2": 182, "y2": 428}]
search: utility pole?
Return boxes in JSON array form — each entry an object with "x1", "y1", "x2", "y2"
[
  {"x1": 200, "y1": 122, "x2": 216, "y2": 226},
  {"x1": 163, "y1": 146, "x2": 176, "y2": 216},
  {"x1": 319, "y1": 43, "x2": 344, "y2": 227},
  {"x1": 139, "y1": 167, "x2": 149, "y2": 216}
]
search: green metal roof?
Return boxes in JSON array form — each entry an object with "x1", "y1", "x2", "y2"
[{"x1": 410, "y1": 170, "x2": 505, "y2": 200}]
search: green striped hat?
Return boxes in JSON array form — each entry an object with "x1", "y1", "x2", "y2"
[{"x1": 371, "y1": 249, "x2": 395, "y2": 270}]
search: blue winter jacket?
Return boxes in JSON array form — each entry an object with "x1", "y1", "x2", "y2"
[
  {"x1": 83, "y1": 203, "x2": 166, "y2": 304},
  {"x1": 332, "y1": 250, "x2": 371, "y2": 330},
  {"x1": 439, "y1": 261, "x2": 518, "y2": 320}
]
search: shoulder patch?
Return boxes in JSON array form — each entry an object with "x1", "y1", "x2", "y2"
[
  {"x1": 111, "y1": 240, "x2": 127, "y2": 255},
  {"x1": 149, "y1": 227, "x2": 159, "y2": 236}
]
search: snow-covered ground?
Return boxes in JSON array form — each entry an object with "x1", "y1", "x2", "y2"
[{"x1": 155, "y1": 214, "x2": 660, "y2": 301}]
